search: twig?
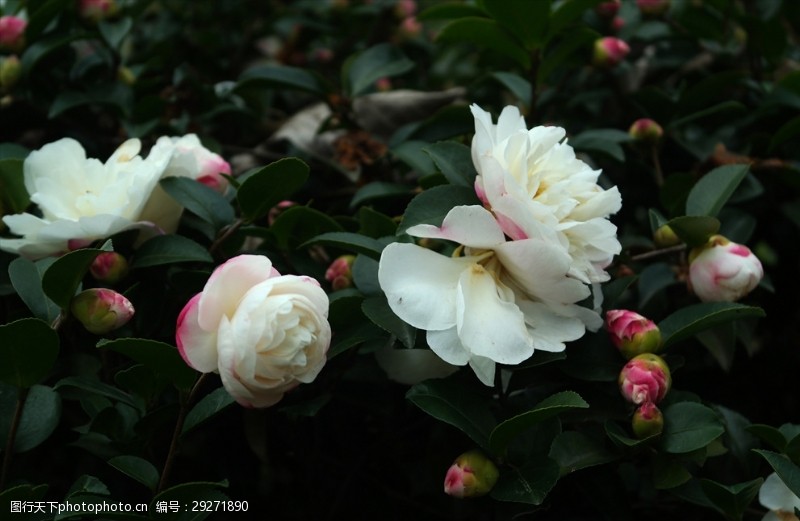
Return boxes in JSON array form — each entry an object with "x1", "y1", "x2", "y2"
[{"x1": 629, "y1": 244, "x2": 686, "y2": 262}]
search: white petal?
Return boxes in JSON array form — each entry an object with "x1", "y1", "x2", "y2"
[
  {"x1": 517, "y1": 300, "x2": 585, "y2": 352},
  {"x1": 760, "y1": 473, "x2": 800, "y2": 513},
  {"x1": 198, "y1": 255, "x2": 275, "y2": 331},
  {"x1": 427, "y1": 327, "x2": 470, "y2": 366},
  {"x1": 405, "y1": 205, "x2": 505, "y2": 249},
  {"x1": 469, "y1": 356, "x2": 496, "y2": 386},
  {"x1": 175, "y1": 293, "x2": 219, "y2": 373}
]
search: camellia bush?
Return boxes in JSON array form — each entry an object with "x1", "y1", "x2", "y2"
[{"x1": 1, "y1": 0, "x2": 800, "y2": 519}]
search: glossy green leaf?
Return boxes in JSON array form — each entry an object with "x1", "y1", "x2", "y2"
[
  {"x1": 55, "y1": 376, "x2": 139, "y2": 410},
  {"x1": 236, "y1": 65, "x2": 326, "y2": 95},
  {"x1": 668, "y1": 101, "x2": 746, "y2": 129},
  {"x1": 358, "y1": 207, "x2": 397, "y2": 239},
  {"x1": 302, "y1": 232, "x2": 385, "y2": 260},
  {"x1": 437, "y1": 17, "x2": 530, "y2": 68},
  {"x1": 653, "y1": 454, "x2": 692, "y2": 489},
  {"x1": 685, "y1": 164, "x2": 750, "y2": 217},
  {"x1": 659, "y1": 302, "x2": 766, "y2": 348},
  {"x1": 97, "y1": 338, "x2": 198, "y2": 390},
  {"x1": 49, "y1": 83, "x2": 135, "y2": 118},
  {"x1": 483, "y1": 0, "x2": 550, "y2": 49},
  {"x1": 182, "y1": 387, "x2": 235, "y2": 436},
  {"x1": 42, "y1": 242, "x2": 112, "y2": 309},
  {"x1": 8, "y1": 257, "x2": 60, "y2": 323},
  {"x1": 0, "y1": 318, "x2": 59, "y2": 388},
  {"x1": 490, "y1": 457, "x2": 560, "y2": 505},
  {"x1": 489, "y1": 391, "x2": 589, "y2": 455},
  {"x1": 548, "y1": 0, "x2": 603, "y2": 37},
  {"x1": 769, "y1": 116, "x2": 800, "y2": 153},
  {"x1": 108, "y1": 455, "x2": 159, "y2": 491},
  {"x1": 571, "y1": 128, "x2": 631, "y2": 162},
  {"x1": 361, "y1": 295, "x2": 416, "y2": 348},
  {"x1": 549, "y1": 431, "x2": 616, "y2": 476},
  {"x1": 98, "y1": 17, "x2": 133, "y2": 49},
  {"x1": 700, "y1": 478, "x2": 763, "y2": 521},
  {"x1": 602, "y1": 275, "x2": 637, "y2": 310},
  {"x1": 755, "y1": 450, "x2": 800, "y2": 499},
  {"x1": 423, "y1": 141, "x2": 477, "y2": 187},
  {"x1": 0, "y1": 383, "x2": 61, "y2": 452},
  {"x1": 344, "y1": 43, "x2": 415, "y2": 97},
  {"x1": 391, "y1": 140, "x2": 437, "y2": 176},
  {"x1": 665, "y1": 215, "x2": 720, "y2": 247},
  {"x1": 237, "y1": 158, "x2": 309, "y2": 222},
  {"x1": 537, "y1": 27, "x2": 598, "y2": 85},
  {"x1": 746, "y1": 424, "x2": 786, "y2": 452},
  {"x1": 660, "y1": 402, "x2": 725, "y2": 454},
  {"x1": 397, "y1": 185, "x2": 480, "y2": 234},
  {"x1": 21, "y1": 33, "x2": 83, "y2": 76},
  {"x1": 406, "y1": 378, "x2": 496, "y2": 448},
  {"x1": 605, "y1": 420, "x2": 659, "y2": 449},
  {"x1": 131, "y1": 235, "x2": 213, "y2": 269},
  {"x1": 350, "y1": 182, "x2": 411, "y2": 208},
  {"x1": 0, "y1": 158, "x2": 29, "y2": 214},
  {"x1": 638, "y1": 262, "x2": 678, "y2": 309},
  {"x1": 160, "y1": 177, "x2": 235, "y2": 232},
  {"x1": 491, "y1": 72, "x2": 532, "y2": 106},
  {"x1": 270, "y1": 206, "x2": 344, "y2": 249}
]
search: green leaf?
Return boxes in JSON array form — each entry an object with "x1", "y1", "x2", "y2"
[
  {"x1": 660, "y1": 402, "x2": 725, "y2": 454},
  {"x1": 98, "y1": 17, "x2": 133, "y2": 50},
  {"x1": 491, "y1": 72, "x2": 532, "y2": 106},
  {"x1": 344, "y1": 43, "x2": 415, "y2": 97},
  {"x1": 160, "y1": 177, "x2": 235, "y2": 232},
  {"x1": 685, "y1": 164, "x2": 750, "y2": 217},
  {"x1": 653, "y1": 453, "x2": 693, "y2": 489},
  {"x1": 549, "y1": 431, "x2": 616, "y2": 476},
  {"x1": 490, "y1": 457, "x2": 560, "y2": 505},
  {"x1": 21, "y1": 32, "x2": 83, "y2": 76},
  {"x1": 55, "y1": 376, "x2": 139, "y2": 410},
  {"x1": 423, "y1": 141, "x2": 478, "y2": 187},
  {"x1": 0, "y1": 383, "x2": 61, "y2": 452},
  {"x1": 397, "y1": 185, "x2": 480, "y2": 234},
  {"x1": 182, "y1": 387, "x2": 235, "y2": 436},
  {"x1": 0, "y1": 484, "x2": 48, "y2": 514},
  {"x1": 489, "y1": 391, "x2": 589, "y2": 456},
  {"x1": 270, "y1": 206, "x2": 344, "y2": 249},
  {"x1": 97, "y1": 338, "x2": 198, "y2": 390},
  {"x1": 236, "y1": 65, "x2": 326, "y2": 96},
  {"x1": 482, "y1": 0, "x2": 550, "y2": 49},
  {"x1": 571, "y1": 129, "x2": 631, "y2": 163},
  {"x1": 665, "y1": 215, "x2": 720, "y2": 247},
  {"x1": 605, "y1": 420, "x2": 658, "y2": 449},
  {"x1": 602, "y1": 275, "x2": 637, "y2": 310},
  {"x1": 0, "y1": 158, "x2": 29, "y2": 214},
  {"x1": 659, "y1": 302, "x2": 766, "y2": 348},
  {"x1": 358, "y1": 207, "x2": 397, "y2": 239},
  {"x1": 668, "y1": 101, "x2": 747, "y2": 129},
  {"x1": 700, "y1": 478, "x2": 763, "y2": 521},
  {"x1": 350, "y1": 182, "x2": 411, "y2": 208},
  {"x1": 237, "y1": 158, "x2": 309, "y2": 222},
  {"x1": 0, "y1": 318, "x2": 59, "y2": 388},
  {"x1": 548, "y1": 0, "x2": 602, "y2": 38},
  {"x1": 638, "y1": 262, "x2": 678, "y2": 309},
  {"x1": 769, "y1": 116, "x2": 800, "y2": 153},
  {"x1": 8, "y1": 257, "x2": 60, "y2": 323},
  {"x1": 754, "y1": 450, "x2": 800, "y2": 499},
  {"x1": 108, "y1": 455, "x2": 159, "y2": 491},
  {"x1": 302, "y1": 232, "x2": 386, "y2": 261},
  {"x1": 0, "y1": 144, "x2": 29, "y2": 160},
  {"x1": 130, "y1": 235, "x2": 213, "y2": 269},
  {"x1": 437, "y1": 17, "x2": 531, "y2": 69},
  {"x1": 418, "y1": 2, "x2": 487, "y2": 20},
  {"x1": 42, "y1": 242, "x2": 112, "y2": 309},
  {"x1": 391, "y1": 140, "x2": 437, "y2": 176},
  {"x1": 746, "y1": 424, "x2": 787, "y2": 452},
  {"x1": 537, "y1": 27, "x2": 598, "y2": 85},
  {"x1": 406, "y1": 378, "x2": 496, "y2": 448},
  {"x1": 361, "y1": 295, "x2": 416, "y2": 348}
]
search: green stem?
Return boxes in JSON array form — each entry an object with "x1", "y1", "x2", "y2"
[
  {"x1": 629, "y1": 243, "x2": 686, "y2": 262},
  {"x1": 0, "y1": 387, "x2": 30, "y2": 490},
  {"x1": 651, "y1": 145, "x2": 664, "y2": 187},
  {"x1": 209, "y1": 218, "x2": 244, "y2": 258},
  {"x1": 157, "y1": 372, "x2": 211, "y2": 493}
]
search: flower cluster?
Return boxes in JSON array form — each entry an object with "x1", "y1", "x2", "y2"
[
  {"x1": 379, "y1": 104, "x2": 622, "y2": 385},
  {"x1": 0, "y1": 134, "x2": 231, "y2": 259}
]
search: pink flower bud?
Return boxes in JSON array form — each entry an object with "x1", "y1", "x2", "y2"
[
  {"x1": 268, "y1": 200, "x2": 297, "y2": 226},
  {"x1": 89, "y1": 252, "x2": 129, "y2": 285},
  {"x1": 632, "y1": 402, "x2": 664, "y2": 438},
  {"x1": 637, "y1": 0, "x2": 670, "y2": 16},
  {"x1": 398, "y1": 16, "x2": 422, "y2": 38},
  {"x1": 79, "y1": 0, "x2": 119, "y2": 23},
  {"x1": 619, "y1": 353, "x2": 671, "y2": 405},
  {"x1": 325, "y1": 255, "x2": 355, "y2": 291},
  {"x1": 593, "y1": 37, "x2": 630, "y2": 68},
  {"x1": 70, "y1": 288, "x2": 135, "y2": 335},
  {"x1": 443, "y1": 450, "x2": 499, "y2": 498},
  {"x1": 689, "y1": 235, "x2": 763, "y2": 302},
  {"x1": 653, "y1": 224, "x2": 681, "y2": 247},
  {"x1": 0, "y1": 55, "x2": 21, "y2": 92},
  {"x1": 195, "y1": 155, "x2": 232, "y2": 194},
  {"x1": 394, "y1": 0, "x2": 417, "y2": 18},
  {"x1": 0, "y1": 16, "x2": 27, "y2": 52},
  {"x1": 596, "y1": 0, "x2": 621, "y2": 18},
  {"x1": 628, "y1": 118, "x2": 664, "y2": 144},
  {"x1": 375, "y1": 77, "x2": 392, "y2": 92},
  {"x1": 606, "y1": 310, "x2": 662, "y2": 359},
  {"x1": 612, "y1": 16, "x2": 625, "y2": 32}
]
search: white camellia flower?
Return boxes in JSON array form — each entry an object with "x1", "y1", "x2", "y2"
[
  {"x1": 0, "y1": 137, "x2": 171, "y2": 259},
  {"x1": 759, "y1": 473, "x2": 800, "y2": 521},
  {"x1": 176, "y1": 254, "x2": 331, "y2": 408},
  {"x1": 379, "y1": 205, "x2": 601, "y2": 386},
  {"x1": 689, "y1": 234, "x2": 763, "y2": 302},
  {"x1": 470, "y1": 104, "x2": 622, "y2": 283}
]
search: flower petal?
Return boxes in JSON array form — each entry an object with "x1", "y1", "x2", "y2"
[
  {"x1": 469, "y1": 356, "x2": 496, "y2": 386},
  {"x1": 406, "y1": 205, "x2": 505, "y2": 249},
  {"x1": 175, "y1": 293, "x2": 219, "y2": 373},
  {"x1": 759, "y1": 473, "x2": 800, "y2": 513},
  {"x1": 427, "y1": 327, "x2": 470, "y2": 366}
]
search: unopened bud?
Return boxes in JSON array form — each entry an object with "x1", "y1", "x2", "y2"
[
  {"x1": 596, "y1": 0, "x2": 621, "y2": 18},
  {"x1": 0, "y1": 15, "x2": 26, "y2": 52},
  {"x1": 394, "y1": 0, "x2": 417, "y2": 18},
  {"x1": 606, "y1": 310, "x2": 662, "y2": 359},
  {"x1": 619, "y1": 353, "x2": 671, "y2": 405},
  {"x1": 689, "y1": 235, "x2": 763, "y2": 302},
  {"x1": 443, "y1": 450, "x2": 499, "y2": 498},
  {"x1": 79, "y1": 0, "x2": 119, "y2": 23},
  {"x1": 632, "y1": 402, "x2": 664, "y2": 438},
  {"x1": 612, "y1": 16, "x2": 625, "y2": 32},
  {"x1": 117, "y1": 66, "x2": 136, "y2": 86},
  {"x1": 325, "y1": 255, "x2": 355, "y2": 291},
  {"x1": 628, "y1": 118, "x2": 663, "y2": 144},
  {"x1": 71, "y1": 288, "x2": 135, "y2": 335},
  {"x1": 637, "y1": 0, "x2": 670, "y2": 16},
  {"x1": 593, "y1": 37, "x2": 630, "y2": 68},
  {"x1": 398, "y1": 16, "x2": 422, "y2": 39},
  {"x1": 195, "y1": 156, "x2": 231, "y2": 194},
  {"x1": 653, "y1": 224, "x2": 681, "y2": 247},
  {"x1": 0, "y1": 55, "x2": 21, "y2": 92},
  {"x1": 90, "y1": 252, "x2": 129, "y2": 285}
]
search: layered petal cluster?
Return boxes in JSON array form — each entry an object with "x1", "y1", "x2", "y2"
[
  {"x1": 470, "y1": 104, "x2": 622, "y2": 284},
  {"x1": 379, "y1": 206, "x2": 601, "y2": 386},
  {"x1": 177, "y1": 255, "x2": 331, "y2": 408}
]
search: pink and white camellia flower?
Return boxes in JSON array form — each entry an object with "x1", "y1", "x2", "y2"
[
  {"x1": 470, "y1": 104, "x2": 622, "y2": 284},
  {"x1": 379, "y1": 205, "x2": 601, "y2": 386},
  {"x1": 0, "y1": 138, "x2": 172, "y2": 259},
  {"x1": 689, "y1": 235, "x2": 763, "y2": 302},
  {"x1": 759, "y1": 473, "x2": 800, "y2": 521},
  {"x1": 618, "y1": 353, "x2": 671, "y2": 405},
  {"x1": 176, "y1": 255, "x2": 331, "y2": 408}
]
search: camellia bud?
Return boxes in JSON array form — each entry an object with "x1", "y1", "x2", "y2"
[
  {"x1": 628, "y1": 118, "x2": 664, "y2": 144},
  {"x1": 619, "y1": 353, "x2": 671, "y2": 405},
  {"x1": 632, "y1": 402, "x2": 664, "y2": 438},
  {"x1": 653, "y1": 224, "x2": 681, "y2": 247},
  {"x1": 689, "y1": 235, "x2": 763, "y2": 302},
  {"x1": 394, "y1": 0, "x2": 417, "y2": 18},
  {"x1": 0, "y1": 55, "x2": 21, "y2": 92},
  {"x1": 398, "y1": 16, "x2": 422, "y2": 39},
  {"x1": 268, "y1": 200, "x2": 297, "y2": 226},
  {"x1": 592, "y1": 37, "x2": 630, "y2": 68},
  {"x1": 70, "y1": 288, "x2": 135, "y2": 335},
  {"x1": 637, "y1": 0, "x2": 670, "y2": 16},
  {"x1": 596, "y1": 0, "x2": 621, "y2": 18},
  {"x1": 0, "y1": 15, "x2": 27, "y2": 52},
  {"x1": 325, "y1": 255, "x2": 355, "y2": 291},
  {"x1": 195, "y1": 156, "x2": 231, "y2": 194},
  {"x1": 79, "y1": 0, "x2": 119, "y2": 23},
  {"x1": 443, "y1": 450, "x2": 499, "y2": 498},
  {"x1": 89, "y1": 252, "x2": 129, "y2": 285},
  {"x1": 606, "y1": 310, "x2": 662, "y2": 359}
]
